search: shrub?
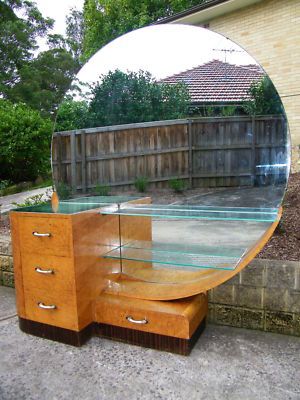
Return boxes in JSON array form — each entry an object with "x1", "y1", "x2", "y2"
[
  {"x1": 12, "y1": 189, "x2": 52, "y2": 207},
  {"x1": 0, "y1": 100, "x2": 52, "y2": 183},
  {"x1": 134, "y1": 177, "x2": 148, "y2": 193},
  {"x1": 94, "y1": 183, "x2": 110, "y2": 196},
  {"x1": 0, "y1": 180, "x2": 11, "y2": 191},
  {"x1": 55, "y1": 99, "x2": 90, "y2": 131},
  {"x1": 89, "y1": 70, "x2": 190, "y2": 127},
  {"x1": 56, "y1": 182, "x2": 72, "y2": 200},
  {"x1": 169, "y1": 178, "x2": 186, "y2": 193}
]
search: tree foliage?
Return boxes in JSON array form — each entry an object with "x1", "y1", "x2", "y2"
[
  {"x1": 88, "y1": 70, "x2": 190, "y2": 127},
  {"x1": 244, "y1": 76, "x2": 283, "y2": 116},
  {"x1": 0, "y1": 100, "x2": 53, "y2": 182},
  {"x1": 55, "y1": 70, "x2": 191, "y2": 130},
  {"x1": 0, "y1": 0, "x2": 53, "y2": 97},
  {"x1": 55, "y1": 99, "x2": 89, "y2": 131},
  {"x1": 9, "y1": 48, "x2": 79, "y2": 117},
  {"x1": 82, "y1": 0, "x2": 205, "y2": 60},
  {"x1": 0, "y1": 0, "x2": 80, "y2": 117},
  {"x1": 65, "y1": 8, "x2": 85, "y2": 64}
]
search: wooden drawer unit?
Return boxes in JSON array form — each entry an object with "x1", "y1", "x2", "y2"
[
  {"x1": 10, "y1": 197, "x2": 208, "y2": 353},
  {"x1": 23, "y1": 286, "x2": 78, "y2": 331},
  {"x1": 94, "y1": 293, "x2": 208, "y2": 339},
  {"x1": 18, "y1": 215, "x2": 72, "y2": 257},
  {"x1": 21, "y1": 254, "x2": 75, "y2": 294}
]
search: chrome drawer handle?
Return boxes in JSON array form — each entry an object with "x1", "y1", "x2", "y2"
[
  {"x1": 126, "y1": 316, "x2": 148, "y2": 325},
  {"x1": 37, "y1": 302, "x2": 57, "y2": 310},
  {"x1": 32, "y1": 232, "x2": 51, "y2": 237},
  {"x1": 35, "y1": 267, "x2": 54, "y2": 275}
]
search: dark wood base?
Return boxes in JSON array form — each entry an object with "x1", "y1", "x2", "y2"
[
  {"x1": 18, "y1": 317, "x2": 206, "y2": 354},
  {"x1": 19, "y1": 318, "x2": 94, "y2": 347},
  {"x1": 95, "y1": 318, "x2": 206, "y2": 356}
]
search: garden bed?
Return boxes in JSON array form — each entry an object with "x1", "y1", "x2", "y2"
[{"x1": 257, "y1": 172, "x2": 300, "y2": 261}]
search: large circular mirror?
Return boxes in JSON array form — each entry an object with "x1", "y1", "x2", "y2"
[{"x1": 51, "y1": 25, "x2": 290, "y2": 300}]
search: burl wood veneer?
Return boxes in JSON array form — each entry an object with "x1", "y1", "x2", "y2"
[{"x1": 10, "y1": 197, "x2": 208, "y2": 354}]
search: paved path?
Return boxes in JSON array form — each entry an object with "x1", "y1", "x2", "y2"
[
  {"x1": 0, "y1": 187, "x2": 52, "y2": 213},
  {"x1": 1, "y1": 286, "x2": 300, "y2": 400}
]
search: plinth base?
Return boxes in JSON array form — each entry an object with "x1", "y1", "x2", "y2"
[
  {"x1": 18, "y1": 293, "x2": 208, "y2": 355},
  {"x1": 19, "y1": 317, "x2": 94, "y2": 347},
  {"x1": 95, "y1": 318, "x2": 206, "y2": 355}
]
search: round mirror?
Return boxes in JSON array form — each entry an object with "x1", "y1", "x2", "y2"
[{"x1": 51, "y1": 25, "x2": 290, "y2": 299}]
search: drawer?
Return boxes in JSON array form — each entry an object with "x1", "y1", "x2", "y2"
[
  {"x1": 24, "y1": 287, "x2": 78, "y2": 331},
  {"x1": 22, "y1": 254, "x2": 75, "y2": 293},
  {"x1": 94, "y1": 293, "x2": 207, "y2": 339},
  {"x1": 19, "y1": 216, "x2": 71, "y2": 257}
]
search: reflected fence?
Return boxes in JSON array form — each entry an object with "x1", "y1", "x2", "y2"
[{"x1": 52, "y1": 115, "x2": 287, "y2": 194}]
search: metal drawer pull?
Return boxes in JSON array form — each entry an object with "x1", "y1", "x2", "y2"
[
  {"x1": 32, "y1": 232, "x2": 51, "y2": 237},
  {"x1": 35, "y1": 267, "x2": 54, "y2": 275},
  {"x1": 37, "y1": 302, "x2": 57, "y2": 310},
  {"x1": 126, "y1": 316, "x2": 148, "y2": 325}
]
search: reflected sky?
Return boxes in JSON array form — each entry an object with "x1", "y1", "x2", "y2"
[{"x1": 75, "y1": 25, "x2": 258, "y2": 99}]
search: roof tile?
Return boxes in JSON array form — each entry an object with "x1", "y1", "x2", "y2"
[{"x1": 159, "y1": 60, "x2": 264, "y2": 103}]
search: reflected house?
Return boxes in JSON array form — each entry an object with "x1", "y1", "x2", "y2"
[{"x1": 159, "y1": 59, "x2": 265, "y2": 115}]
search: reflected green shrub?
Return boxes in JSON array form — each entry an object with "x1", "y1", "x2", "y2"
[
  {"x1": 134, "y1": 177, "x2": 148, "y2": 193},
  {"x1": 169, "y1": 178, "x2": 186, "y2": 193}
]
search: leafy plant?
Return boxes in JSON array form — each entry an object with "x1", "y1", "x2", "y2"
[
  {"x1": 55, "y1": 99, "x2": 90, "y2": 131},
  {"x1": 0, "y1": 180, "x2": 11, "y2": 191},
  {"x1": 12, "y1": 189, "x2": 52, "y2": 208},
  {"x1": 94, "y1": 183, "x2": 110, "y2": 196},
  {"x1": 169, "y1": 178, "x2": 186, "y2": 193},
  {"x1": 220, "y1": 105, "x2": 238, "y2": 117},
  {"x1": 89, "y1": 70, "x2": 190, "y2": 127},
  {"x1": 243, "y1": 76, "x2": 283, "y2": 116},
  {"x1": 0, "y1": 100, "x2": 52, "y2": 183},
  {"x1": 134, "y1": 177, "x2": 148, "y2": 193},
  {"x1": 56, "y1": 182, "x2": 72, "y2": 200},
  {"x1": 203, "y1": 106, "x2": 215, "y2": 117}
]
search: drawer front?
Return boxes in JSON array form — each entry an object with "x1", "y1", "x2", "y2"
[
  {"x1": 94, "y1": 298, "x2": 189, "y2": 339},
  {"x1": 19, "y1": 216, "x2": 71, "y2": 257},
  {"x1": 22, "y1": 254, "x2": 75, "y2": 293},
  {"x1": 24, "y1": 287, "x2": 78, "y2": 331}
]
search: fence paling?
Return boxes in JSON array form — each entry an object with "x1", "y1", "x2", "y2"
[{"x1": 52, "y1": 116, "x2": 286, "y2": 193}]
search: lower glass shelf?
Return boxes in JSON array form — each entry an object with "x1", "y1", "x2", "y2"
[{"x1": 103, "y1": 240, "x2": 247, "y2": 270}]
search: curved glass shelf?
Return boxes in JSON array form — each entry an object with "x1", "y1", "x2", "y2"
[
  {"x1": 100, "y1": 204, "x2": 279, "y2": 222},
  {"x1": 103, "y1": 240, "x2": 247, "y2": 270}
]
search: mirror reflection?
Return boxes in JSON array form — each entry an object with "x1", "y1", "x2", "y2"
[
  {"x1": 52, "y1": 24, "x2": 289, "y2": 207},
  {"x1": 49, "y1": 25, "x2": 289, "y2": 288}
]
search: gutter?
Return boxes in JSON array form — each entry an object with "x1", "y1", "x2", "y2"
[
  {"x1": 155, "y1": 0, "x2": 263, "y2": 25},
  {"x1": 155, "y1": 0, "x2": 230, "y2": 24}
]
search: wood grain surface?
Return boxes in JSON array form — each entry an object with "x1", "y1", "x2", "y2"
[{"x1": 94, "y1": 293, "x2": 208, "y2": 339}]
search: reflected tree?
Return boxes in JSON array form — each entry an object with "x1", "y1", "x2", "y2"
[
  {"x1": 244, "y1": 76, "x2": 283, "y2": 116},
  {"x1": 88, "y1": 70, "x2": 190, "y2": 126}
]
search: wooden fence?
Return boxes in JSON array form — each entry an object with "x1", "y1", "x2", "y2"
[{"x1": 52, "y1": 116, "x2": 288, "y2": 193}]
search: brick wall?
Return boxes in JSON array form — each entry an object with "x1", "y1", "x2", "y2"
[
  {"x1": 192, "y1": 0, "x2": 300, "y2": 171},
  {"x1": 209, "y1": 259, "x2": 300, "y2": 336},
  {"x1": 0, "y1": 235, "x2": 14, "y2": 288}
]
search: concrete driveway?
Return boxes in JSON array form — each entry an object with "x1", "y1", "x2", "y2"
[
  {"x1": 0, "y1": 187, "x2": 52, "y2": 214},
  {"x1": 1, "y1": 286, "x2": 300, "y2": 400}
]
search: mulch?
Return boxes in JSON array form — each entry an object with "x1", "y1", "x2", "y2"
[
  {"x1": 1, "y1": 174, "x2": 299, "y2": 261},
  {"x1": 257, "y1": 172, "x2": 300, "y2": 261}
]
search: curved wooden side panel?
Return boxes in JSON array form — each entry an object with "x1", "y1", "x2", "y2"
[{"x1": 104, "y1": 207, "x2": 282, "y2": 301}]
